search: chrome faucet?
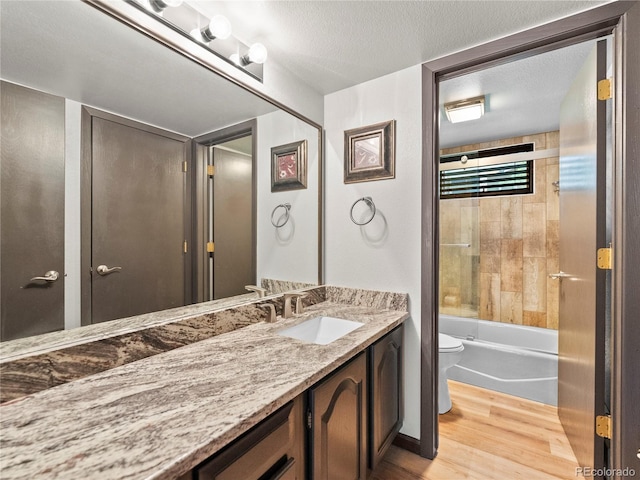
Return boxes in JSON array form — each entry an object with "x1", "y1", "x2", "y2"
[{"x1": 245, "y1": 285, "x2": 268, "y2": 298}]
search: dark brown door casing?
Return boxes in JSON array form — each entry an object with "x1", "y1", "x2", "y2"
[{"x1": 1, "y1": 81, "x2": 65, "y2": 341}]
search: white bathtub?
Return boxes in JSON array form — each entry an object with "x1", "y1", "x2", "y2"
[{"x1": 439, "y1": 314, "x2": 558, "y2": 406}]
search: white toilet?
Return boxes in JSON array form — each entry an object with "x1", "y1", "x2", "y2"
[{"x1": 438, "y1": 333, "x2": 464, "y2": 414}]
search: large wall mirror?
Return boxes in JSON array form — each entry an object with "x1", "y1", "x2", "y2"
[{"x1": 0, "y1": 0, "x2": 322, "y2": 342}]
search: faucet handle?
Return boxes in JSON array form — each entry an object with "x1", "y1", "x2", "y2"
[
  {"x1": 283, "y1": 292, "x2": 303, "y2": 319},
  {"x1": 245, "y1": 285, "x2": 268, "y2": 298},
  {"x1": 295, "y1": 293, "x2": 308, "y2": 315},
  {"x1": 257, "y1": 303, "x2": 276, "y2": 323}
]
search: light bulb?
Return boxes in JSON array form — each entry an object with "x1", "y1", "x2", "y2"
[
  {"x1": 149, "y1": 0, "x2": 182, "y2": 12},
  {"x1": 241, "y1": 43, "x2": 268, "y2": 66},
  {"x1": 229, "y1": 53, "x2": 241, "y2": 66},
  {"x1": 201, "y1": 15, "x2": 231, "y2": 41}
]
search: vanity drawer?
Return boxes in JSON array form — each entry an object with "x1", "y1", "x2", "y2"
[{"x1": 194, "y1": 397, "x2": 302, "y2": 480}]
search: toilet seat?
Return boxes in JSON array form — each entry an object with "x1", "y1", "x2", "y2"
[{"x1": 439, "y1": 333, "x2": 464, "y2": 353}]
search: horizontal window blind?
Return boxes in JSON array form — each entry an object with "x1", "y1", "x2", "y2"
[{"x1": 440, "y1": 160, "x2": 533, "y2": 199}]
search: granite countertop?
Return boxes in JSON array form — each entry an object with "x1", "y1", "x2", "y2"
[
  {"x1": 0, "y1": 300, "x2": 408, "y2": 479},
  {"x1": 0, "y1": 293, "x2": 262, "y2": 361}
]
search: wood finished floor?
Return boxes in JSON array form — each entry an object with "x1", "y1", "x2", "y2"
[{"x1": 371, "y1": 381, "x2": 580, "y2": 479}]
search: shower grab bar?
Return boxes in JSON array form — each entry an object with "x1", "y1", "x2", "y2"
[{"x1": 440, "y1": 243, "x2": 471, "y2": 248}]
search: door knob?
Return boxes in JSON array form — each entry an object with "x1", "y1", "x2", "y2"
[
  {"x1": 96, "y1": 265, "x2": 122, "y2": 276},
  {"x1": 29, "y1": 270, "x2": 59, "y2": 283}
]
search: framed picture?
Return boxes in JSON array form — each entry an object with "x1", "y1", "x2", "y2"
[
  {"x1": 271, "y1": 140, "x2": 308, "y2": 192},
  {"x1": 344, "y1": 120, "x2": 395, "y2": 183}
]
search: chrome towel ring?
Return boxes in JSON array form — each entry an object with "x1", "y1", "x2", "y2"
[
  {"x1": 350, "y1": 197, "x2": 376, "y2": 226},
  {"x1": 271, "y1": 203, "x2": 291, "y2": 228}
]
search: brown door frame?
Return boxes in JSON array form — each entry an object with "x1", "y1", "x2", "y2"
[
  {"x1": 80, "y1": 106, "x2": 192, "y2": 325},
  {"x1": 192, "y1": 120, "x2": 258, "y2": 304},
  {"x1": 420, "y1": 2, "x2": 640, "y2": 473}
]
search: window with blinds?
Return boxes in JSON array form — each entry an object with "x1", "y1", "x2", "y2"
[{"x1": 439, "y1": 143, "x2": 534, "y2": 199}]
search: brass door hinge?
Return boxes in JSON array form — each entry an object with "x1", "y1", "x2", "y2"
[
  {"x1": 182, "y1": 161, "x2": 188, "y2": 173},
  {"x1": 597, "y1": 247, "x2": 612, "y2": 270},
  {"x1": 598, "y1": 78, "x2": 612, "y2": 101},
  {"x1": 207, "y1": 165, "x2": 215, "y2": 176},
  {"x1": 206, "y1": 242, "x2": 215, "y2": 253},
  {"x1": 183, "y1": 241, "x2": 188, "y2": 254},
  {"x1": 596, "y1": 414, "x2": 611, "y2": 439}
]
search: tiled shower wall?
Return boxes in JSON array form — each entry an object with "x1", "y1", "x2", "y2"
[{"x1": 439, "y1": 131, "x2": 560, "y2": 330}]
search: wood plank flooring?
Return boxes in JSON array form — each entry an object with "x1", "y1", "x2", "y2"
[{"x1": 371, "y1": 381, "x2": 580, "y2": 479}]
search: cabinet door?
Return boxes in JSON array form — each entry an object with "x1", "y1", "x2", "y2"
[
  {"x1": 309, "y1": 352, "x2": 367, "y2": 480},
  {"x1": 368, "y1": 325, "x2": 403, "y2": 469},
  {"x1": 195, "y1": 396, "x2": 304, "y2": 480}
]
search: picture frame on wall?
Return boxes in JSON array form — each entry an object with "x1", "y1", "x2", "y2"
[
  {"x1": 344, "y1": 120, "x2": 396, "y2": 183},
  {"x1": 271, "y1": 139, "x2": 308, "y2": 192}
]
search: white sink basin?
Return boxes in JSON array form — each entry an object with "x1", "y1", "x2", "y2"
[{"x1": 277, "y1": 316, "x2": 364, "y2": 345}]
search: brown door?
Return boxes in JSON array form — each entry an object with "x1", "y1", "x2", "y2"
[
  {"x1": 86, "y1": 109, "x2": 189, "y2": 323},
  {"x1": 557, "y1": 40, "x2": 608, "y2": 471},
  {"x1": 1, "y1": 81, "x2": 65, "y2": 341},
  {"x1": 211, "y1": 142, "x2": 254, "y2": 299}
]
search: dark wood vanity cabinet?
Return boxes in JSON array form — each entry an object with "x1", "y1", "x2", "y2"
[
  {"x1": 368, "y1": 324, "x2": 404, "y2": 469},
  {"x1": 185, "y1": 325, "x2": 403, "y2": 480},
  {"x1": 193, "y1": 396, "x2": 305, "y2": 480},
  {"x1": 308, "y1": 352, "x2": 368, "y2": 480}
]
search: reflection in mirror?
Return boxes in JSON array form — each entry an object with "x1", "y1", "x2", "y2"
[{"x1": 0, "y1": 0, "x2": 321, "y2": 342}]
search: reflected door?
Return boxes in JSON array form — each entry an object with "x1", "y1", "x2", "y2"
[
  {"x1": 557, "y1": 40, "x2": 608, "y2": 471},
  {"x1": 211, "y1": 142, "x2": 254, "y2": 299},
  {"x1": 1, "y1": 81, "x2": 65, "y2": 341},
  {"x1": 87, "y1": 110, "x2": 190, "y2": 323}
]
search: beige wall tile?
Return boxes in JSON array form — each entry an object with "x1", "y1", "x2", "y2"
[
  {"x1": 480, "y1": 255, "x2": 501, "y2": 274},
  {"x1": 460, "y1": 206, "x2": 478, "y2": 250},
  {"x1": 480, "y1": 273, "x2": 501, "y2": 321},
  {"x1": 546, "y1": 131, "x2": 559, "y2": 149},
  {"x1": 523, "y1": 311, "x2": 547, "y2": 328},
  {"x1": 501, "y1": 239, "x2": 523, "y2": 292},
  {"x1": 500, "y1": 291, "x2": 523, "y2": 324},
  {"x1": 479, "y1": 197, "x2": 501, "y2": 223},
  {"x1": 523, "y1": 203, "x2": 546, "y2": 257},
  {"x1": 523, "y1": 257, "x2": 547, "y2": 311},
  {"x1": 546, "y1": 257, "x2": 560, "y2": 330},
  {"x1": 440, "y1": 201, "x2": 461, "y2": 244},
  {"x1": 546, "y1": 220, "x2": 559, "y2": 259},
  {"x1": 523, "y1": 133, "x2": 547, "y2": 150},
  {"x1": 546, "y1": 164, "x2": 560, "y2": 221},
  {"x1": 525, "y1": 163, "x2": 546, "y2": 204},
  {"x1": 480, "y1": 222, "x2": 501, "y2": 256},
  {"x1": 501, "y1": 197, "x2": 523, "y2": 239}
]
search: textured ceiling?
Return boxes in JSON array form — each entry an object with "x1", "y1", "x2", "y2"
[
  {"x1": 439, "y1": 39, "x2": 597, "y2": 148},
  {"x1": 190, "y1": 0, "x2": 610, "y2": 95}
]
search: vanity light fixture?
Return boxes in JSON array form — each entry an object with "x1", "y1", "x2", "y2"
[
  {"x1": 444, "y1": 95, "x2": 486, "y2": 123},
  {"x1": 241, "y1": 43, "x2": 268, "y2": 65},
  {"x1": 148, "y1": 0, "x2": 182, "y2": 14},
  {"x1": 192, "y1": 14, "x2": 232, "y2": 42}
]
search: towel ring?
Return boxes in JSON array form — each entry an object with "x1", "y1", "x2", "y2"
[
  {"x1": 350, "y1": 197, "x2": 376, "y2": 226},
  {"x1": 271, "y1": 203, "x2": 291, "y2": 228}
]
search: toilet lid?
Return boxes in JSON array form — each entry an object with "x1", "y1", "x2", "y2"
[{"x1": 439, "y1": 333, "x2": 464, "y2": 352}]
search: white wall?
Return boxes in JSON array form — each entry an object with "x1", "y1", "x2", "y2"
[
  {"x1": 256, "y1": 111, "x2": 320, "y2": 284},
  {"x1": 324, "y1": 65, "x2": 423, "y2": 438}
]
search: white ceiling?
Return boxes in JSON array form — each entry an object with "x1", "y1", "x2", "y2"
[
  {"x1": 1, "y1": 1, "x2": 612, "y2": 145},
  {"x1": 190, "y1": 0, "x2": 609, "y2": 95}
]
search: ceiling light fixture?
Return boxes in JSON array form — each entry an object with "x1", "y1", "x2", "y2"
[{"x1": 444, "y1": 96, "x2": 486, "y2": 123}]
